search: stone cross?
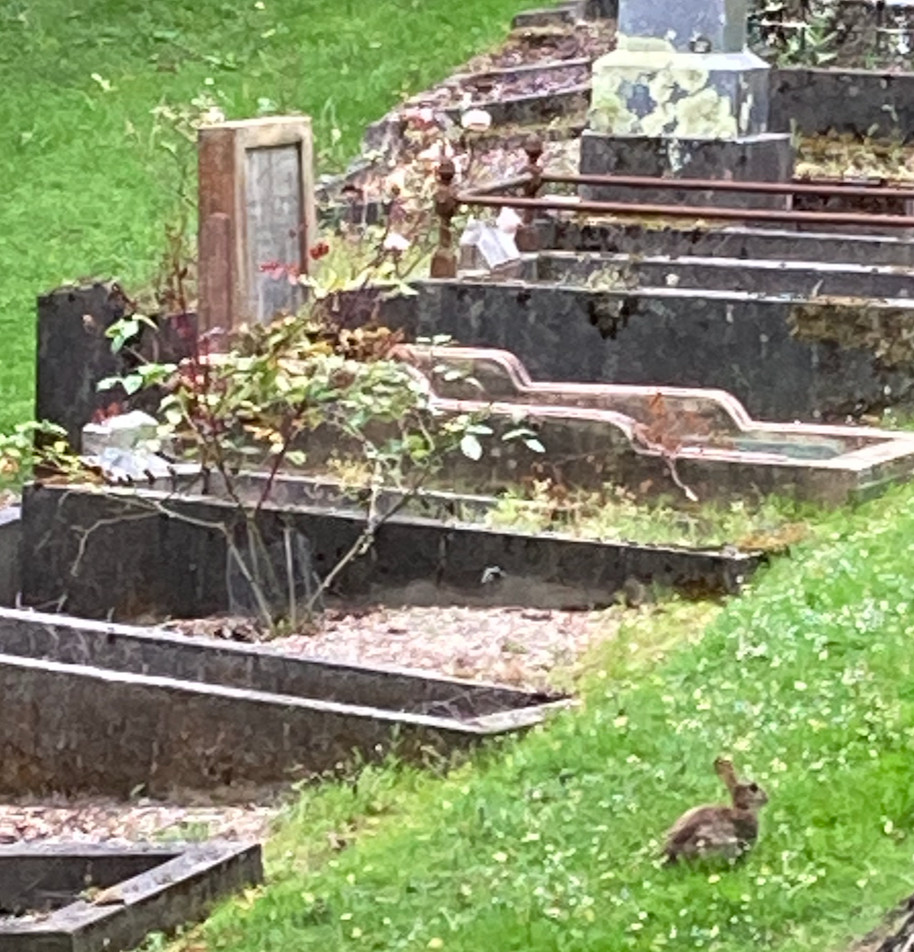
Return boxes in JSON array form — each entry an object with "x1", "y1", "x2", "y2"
[{"x1": 197, "y1": 116, "x2": 318, "y2": 333}]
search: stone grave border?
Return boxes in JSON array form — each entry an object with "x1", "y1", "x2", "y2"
[
  {"x1": 0, "y1": 841, "x2": 262, "y2": 952},
  {"x1": 18, "y1": 481, "x2": 763, "y2": 622},
  {"x1": 0, "y1": 607, "x2": 569, "y2": 797}
]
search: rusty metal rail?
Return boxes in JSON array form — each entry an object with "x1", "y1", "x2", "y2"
[
  {"x1": 540, "y1": 172, "x2": 914, "y2": 201},
  {"x1": 427, "y1": 134, "x2": 914, "y2": 276},
  {"x1": 457, "y1": 193, "x2": 914, "y2": 230},
  {"x1": 465, "y1": 170, "x2": 914, "y2": 203}
]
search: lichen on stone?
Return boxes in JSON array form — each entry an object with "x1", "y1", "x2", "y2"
[
  {"x1": 789, "y1": 298, "x2": 914, "y2": 369},
  {"x1": 589, "y1": 46, "x2": 758, "y2": 140}
]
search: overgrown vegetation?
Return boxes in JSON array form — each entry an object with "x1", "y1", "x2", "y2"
[
  {"x1": 154, "y1": 481, "x2": 914, "y2": 952},
  {"x1": 485, "y1": 481, "x2": 818, "y2": 551},
  {"x1": 750, "y1": 0, "x2": 914, "y2": 71},
  {"x1": 72, "y1": 301, "x2": 510, "y2": 630},
  {"x1": 300, "y1": 470, "x2": 818, "y2": 552},
  {"x1": 794, "y1": 134, "x2": 914, "y2": 182},
  {"x1": 0, "y1": 0, "x2": 547, "y2": 432}
]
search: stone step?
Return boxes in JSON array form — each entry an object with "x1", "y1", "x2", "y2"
[
  {"x1": 531, "y1": 251, "x2": 914, "y2": 298},
  {"x1": 538, "y1": 219, "x2": 914, "y2": 267}
]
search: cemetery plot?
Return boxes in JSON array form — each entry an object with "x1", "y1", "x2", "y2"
[
  {"x1": 0, "y1": 842, "x2": 261, "y2": 952},
  {"x1": 10, "y1": 0, "x2": 914, "y2": 948},
  {"x1": 17, "y1": 481, "x2": 763, "y2": 621},
  {"x1": 0, "y1": 608, "x2": 568, "y2": 797}
]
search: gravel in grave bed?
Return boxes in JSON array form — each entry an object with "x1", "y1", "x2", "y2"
[
  {"x1": 166, "y1": 605, "x2": 623, "y2": 693},
  {"x1": 0, "y1": 796, "x2": 277, "y2": 846},
  {"x1": 337, "y1": 135, "x2": 582, "y2": 203},
  {"x1": 464, "y1": 20, "x2": 616, "y2": 71},
  {"x1": 415, "y1": 62, "x2": 590, "y2": 110},
  {"x1": 463, "y1": 135, "x2": 581, "y2": 184},
  {"x1": 0, "y1": 606, "x2": 619, "y2": 845}
]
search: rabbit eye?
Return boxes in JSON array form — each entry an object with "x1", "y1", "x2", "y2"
[{"x1": 749, "y1": 783, "x2": 759, "y2": 792}]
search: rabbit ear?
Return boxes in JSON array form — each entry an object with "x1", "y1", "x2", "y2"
[{"x1": 714, "y1": 757, "x2": 738, "y2": 791}]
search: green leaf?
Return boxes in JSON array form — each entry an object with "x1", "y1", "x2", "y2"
[
  {"x1": 460, "y1": 433, "x2": 483, "y2": 461},
  {"x1": 122, "y1": 373, "x2": 144, "y2": 395},
  {"x1": 105, "y1": 317, "x2": 141, "y2": 352},
  {"x1": 502, "y1": 427, "x2": 537, "y2": 442},
  {"x1": 97, "y1": 376, "x2": 123, "y2": 392},
  {"x1": 139, "y1": 362, "x2": 177, "y2": 382}
]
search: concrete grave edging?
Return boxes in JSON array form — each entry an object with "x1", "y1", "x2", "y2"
[
  {"x1": 0, "y1": 607, "x2": 570, "y2": 797},
  {"x1": 0, "y1": 841, "x2": 262, "y2": 952}
]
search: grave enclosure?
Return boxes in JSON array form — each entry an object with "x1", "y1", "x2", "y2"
[{"x1": 11, "y1": 0, "x2": 914, "y2": 947}]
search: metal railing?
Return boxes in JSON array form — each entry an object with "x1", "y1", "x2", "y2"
[{"x1": 429, "y1": 134, "x2": 914, "y2": 277}]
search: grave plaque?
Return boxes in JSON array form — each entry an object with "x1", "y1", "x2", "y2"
[{"x1": 198, "y1": 116, "x2": 317, "y2": 332}]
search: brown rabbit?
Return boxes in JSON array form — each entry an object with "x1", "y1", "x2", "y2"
[{"x1": 663, "y1": 757, "x2": 768, "y2": 864}]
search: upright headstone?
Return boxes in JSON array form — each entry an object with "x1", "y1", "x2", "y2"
[
  {"x1": 197, "y1": 116, "x2": 318, "y2": 333},
  {"x1": 35, "y1": 282, "x2": 129, "y2": 450},
  {"x1": 35, "y1": 283, "x2": 197, "y2": 453},
  {"x1": 581, "y1": 0, "x2": 794, "y2": 196}
]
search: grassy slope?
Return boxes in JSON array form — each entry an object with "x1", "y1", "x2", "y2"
[
  {"x1": 183, "y1": 485, "x2": 914, "y2": 952},
  {"x1": 0, "y1": 0, "x2": 544, "y2": 433}
]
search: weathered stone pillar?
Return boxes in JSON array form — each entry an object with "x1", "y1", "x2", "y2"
[
  {"x1": 581, "y1": 0, "x2": 794, "y2": 199},
  {"x1": 197, "y1": 117, "x2": 318, "y2": 333}
]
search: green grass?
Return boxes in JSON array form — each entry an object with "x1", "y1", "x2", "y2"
[
  {"x1": 0, "y1": 0, "x2": 547, "y2": 434},
  {"x1": 168, "y1": 484, "x2": 914, "y2": 952}
]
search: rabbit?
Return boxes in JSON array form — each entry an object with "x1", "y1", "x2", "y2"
[{"x1": 662, "y1": 757, "x2": 768, "y2": 864}]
